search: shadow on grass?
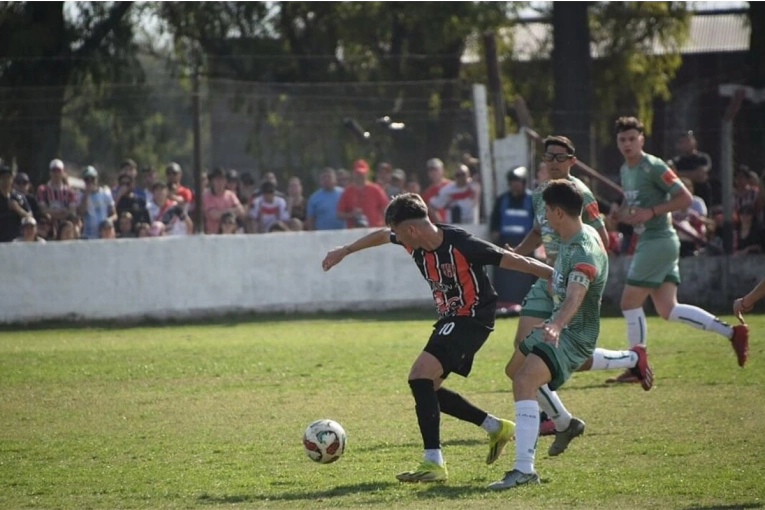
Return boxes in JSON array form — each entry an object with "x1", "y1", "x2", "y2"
[
  {"x1": 197, "y1": 481, "x2": 396, "y2": 504},
  {"x1": 414, "y1": 477, "x2": 551, "y2": 499},
  {"x1": 680, "y1": 504, "x2": 763, "y2": 510},
  {"x1": 353, "y1": 438, "x2": 483, "y2": 453}
]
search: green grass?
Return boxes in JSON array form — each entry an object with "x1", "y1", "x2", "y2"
[{"x1": 1, "y1": 315, "x2": 763, "y2": 510}]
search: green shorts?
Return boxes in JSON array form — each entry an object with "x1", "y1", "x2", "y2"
[
  {"x1": 520, "y1": 278, "x2": 553, "y2": 319},
  {"x1": 627, "y1": 235, "x2": 681, "y2": 288},
  {"x1": 519, "y1": 327, "x2": 593, "y2": 391}
]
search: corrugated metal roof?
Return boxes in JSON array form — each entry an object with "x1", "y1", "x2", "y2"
[{"x1": 462, "y1": 12, "x2": 751, "y2": 63}]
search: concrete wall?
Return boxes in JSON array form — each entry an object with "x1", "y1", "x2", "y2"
[{"x1": 1, "y1": 226, "x2": 762, "y2": 324}]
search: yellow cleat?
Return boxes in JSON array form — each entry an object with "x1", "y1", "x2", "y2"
[
  {"x1": 486, "y1": 419, "x2": 515, "y2": 465},
  {"x1": 395, "y1": 460, "x2": 448, "y2": 483}
]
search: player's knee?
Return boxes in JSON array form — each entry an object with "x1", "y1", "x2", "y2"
[
  {"x1": 656, "y1": 303, "x2": 674, "y2": 320},
  {"x1": 505, "y1": 360, "x2": 515, "y2": 380}
]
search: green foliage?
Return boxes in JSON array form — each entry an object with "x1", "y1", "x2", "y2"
[{"x1": 1, "y1": 315, "x2": 764, "y2": 509}]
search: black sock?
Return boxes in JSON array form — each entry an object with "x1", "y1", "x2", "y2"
[
  {"x1": 408, "y1": 379, "x2": 440, "y2": 450},
  {"x1": 540, "y1": 411, "x2": 549, "y2": 423},
  {"x1": 436, "y1": 387, "x2": 488, "y2": 426}
]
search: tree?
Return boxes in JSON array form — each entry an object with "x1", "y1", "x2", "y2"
[{"x1": 0, "y1": 2, "x2": 136, "y2": 183}]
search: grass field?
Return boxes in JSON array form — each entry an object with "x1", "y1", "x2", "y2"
[{"x1": 1, "y1": 313, "x2": 764, "y2": 510}]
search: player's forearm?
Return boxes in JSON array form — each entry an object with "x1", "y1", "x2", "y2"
[
  {"x1": 513, "y1": 228, "x2": 542, "y2": 256},
  {"x1": 343, "y1": 228, "x2": 391, "y2": 254},
  {"x1": 549, "y1": 283, "x2": 587, "y2": 329},
  {"x1": 499, "y1": 251, "x2": 553, "y2": 280},
  {"x1": 742, "y1": 279, "x2": 765, "y2": 309},
  {"x1": 655, "y1": 190, "x2": 692, "y2": 216}
]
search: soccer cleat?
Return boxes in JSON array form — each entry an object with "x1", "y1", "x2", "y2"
[
  {"x1": 605, "y1": 369, "x2": 640, "y2": 385},
  {"x1": 395, "y1": 460, "x2": 448, "y2": 483},
  {"x1": 629, "y1": 345, "x2": 653, "y2": 391},
  {"x1": 487, "y1": 469, "x2": 541, "y2": 490},
  {"x1": 486, "y1": 419, "x2": 515, "y2": 465},
  {"x1": 539, "y1": 418, "x2": 556, "y2": 437},
  {"x1": 548, "y1": 417, "x2": 585, "y2": 457},
  {"x1": 730, "y1": 324, "x2": 749, "y2": 367}
]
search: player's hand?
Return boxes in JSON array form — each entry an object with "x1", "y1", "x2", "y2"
[
  {"x1": 503, "y1": 243, "x2": 514, "y2": 252},
  {"x1": 733, "y1": 297, "x2": 751, "y2": 324},
  {"x1": 623, "y1": 207, "x2": 653, "y2": 225},
  {"x1": 322, "y1": 247, "x2": 348, "y2": 272},
  {"x1": 536, "y1": 322, "x2": 560, "y2": 347}
]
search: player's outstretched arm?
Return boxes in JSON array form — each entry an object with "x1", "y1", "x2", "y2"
[
  {"x1": 512, "y1": 226, "x2": 542, "y2": 256},
  {"x1": 322, "y1": 228, "x2": 391, "y2": 272},
  {"x1": 734, "y1": 278, "x2": 765, "y2": 320},
  {"x1": 499, "y1": 250, "x2": 553, "y2": 280}
]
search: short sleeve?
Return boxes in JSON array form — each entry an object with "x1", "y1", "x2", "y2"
[
  {"x1": 104, "y1": 188, "x2": 115, "y2": 208},
  {"x1": 650, "y1": 161, "x2": 683, "y2": 195},
  {"x1": 336, "y1": 188, "x2": 351, "y2": 213},
  {"x1": 568, "y1": 246, "x2": 599, "y2": 289},
  {"x1": 582, "y1": 192, "x2": 604, "y2": 230},
  {"x1": 453, "y1": 230, "x2": 504, "y2": 266}
]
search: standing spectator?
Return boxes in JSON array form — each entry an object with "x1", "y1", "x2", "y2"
[
  {"x1": 0, "y1": 164, "x2": 32, "y2": 242},
  {"x1": 13, "y1": 216, "x2": 45, "y2": 243},
  {"x1": 490, "y1": 167, "x2": 534, "y2": 245},
  {"x1": 13, "y1": 173, "x2": 42, "y2": 220},
  {"x1": 734, "y1": 165, "x2": 759, "y2": 216},
  {"x1": 406, "y1": 178, "x2": 421, "y2": 195},
  {"x1": 117, "y1": 211, "x2": 135, "y2": 238},
  {"x1": 203, "y1": 167, "x2": 244, "y2": 234},
  {"x1": 218, "y1": 211, "x2": 240, "y2": 234},
  {"x1": 674, "y1": 178, "x2": 712, "y2": 257},
  {"x1": 421, "y1": 158, "x2": 452, "y2": 222},
  {"x1": 77, "y1": 166, "x2": 116, "y2": 240},
  {"x1": 735, "y1": 205, "x2": 762, "y2": 255},
  {"x1": 112, "y1": 158, "x2": 139, "y2": 196},
  {"x1": 99, "y1": 219, "x2": 116, "y2": 239},
  {"x1": 386, "y1": 168, "x2": 406, "y2": 198},
  {"x1": 429, "y1": 164, "x2": 481, "y2": 224},
  {"x1": 238, "y1": 172, "x2": 257, "y2": 206},
  {"x1": 36, "y1": 159, "x2": 78, "y2": 225},
  {"x1": 166, "y1": 162, "x2": 194, "y2": 205},
  {"x1": 226, "y1": 169, "x2": 240, "y2": 193},
  {"x1": 248, "y1": 181, "x2": 289, "y2": 233},
  {"x1": 336, "y1": 168, "x2": 350, "y2": 188},
  {"x1": 36, "y1": 213, "x2": 57, "y2": 241},
  {"x1": 305, "y1": 167, "x2": 344, "y2": 231},
  {"x1": 670, "y1": 131, "x2": 714, "y2": 207},
  {"x1": 147, "y1": 181, "x2": 175, "y2": 222},
  {"x1": 336, "y1": 159, "x2": 389, "y2": 228},
  {"x1": 115, "y1": 174, "x2": 150, "y2": 227},
  {"x1": 286, "y1": 176, "x2": 307, "y2": 221},
  {"x1": 57, "y1": 220, "x2": 77, "y2": 241},
  {"x1": 138, "y1": 165, "x2": 156, "y2": 201},
  {"x1": 375, "y1": 162, "x2": 392, "y2": 191}
]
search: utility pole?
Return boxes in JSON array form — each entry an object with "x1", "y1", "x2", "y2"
[
  {"x1": 483, "y1": 31, "x2": 506, "y2": 139},
  {"x1": 192, "y1": 52, "x2": 204, "y2": 234}
]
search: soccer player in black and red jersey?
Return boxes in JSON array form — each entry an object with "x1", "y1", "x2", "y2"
[{"x1": 322, "y1": 193, "x2": 553, "y2": 483}]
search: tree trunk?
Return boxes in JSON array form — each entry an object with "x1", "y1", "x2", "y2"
[{"x1": 552, "y1": 2, "x2": 592, "y2": 163}]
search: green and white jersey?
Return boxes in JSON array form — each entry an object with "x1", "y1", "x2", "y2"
[
  {"x1": 619, "y1": 152, "x2": 685, "y2": 239},
  {"x1": 533, "y1": 174, "x2": 604, "y2": 264},
  {"x1": 550, "y1": 224, "x2": 609, "y2": 347}
]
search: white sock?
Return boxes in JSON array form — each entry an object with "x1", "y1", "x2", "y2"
[
  {"x1": 590, "y1": 348, "x2": 638, "y2": 370},
  {"x1": 623, "y1": 307, "x2": 647, "y2": 348},
  {"x1": 481, "y1": 414, "x2": 501, "y2": 434},
  {"x1": 513, "y1": 400, "x2": 539, "y2": 474},
  {"x1": 423, "y1": 448, "x2": 444, "y2": 466},
  {"x1": 668, "y1": 304, "x2": 733, "y2": 339},
  {"x1": 537, "y1": 384, "x2": 572, "y2": 432}
]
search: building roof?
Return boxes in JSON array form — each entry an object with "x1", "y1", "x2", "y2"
[{"x1": 463, "y1": 11, "x2": 750, "y2": 63}]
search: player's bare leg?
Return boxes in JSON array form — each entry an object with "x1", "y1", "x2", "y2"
[{"x1": 650, "y1": 282, "x2": 748, "y2": 367}]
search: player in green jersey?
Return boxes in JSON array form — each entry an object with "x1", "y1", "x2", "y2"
[
  {"x1": 489, "y1": 179, "x2": 628, "y2": 490},
  {"x1": 510, "y1": 136, "x2": 653, "y2": 443},
  {"x1": 607, "y1": 117, "x2": 748, "y2": 385}
]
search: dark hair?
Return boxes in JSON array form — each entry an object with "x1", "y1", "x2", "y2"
[
  {"x1": 268, "y1": 220, "x2": 289, "y2": 232},
  {"x1": 57, "y1": 220, "x2": 75, "y2": 240},
  {"x1": 120, "y1": 158, "x2": 137, "y2": 170},
  {"x1": 615, "y1": 116, "x2": 644, "y2": 134},
  {"x1": 142, "y1": 165, "x2": 156, "y2": 174},
  {"x1": 544, "y1": 135, "x2": 575, "y2": 154},
  {"x1": 384, "y1": 192, "x2": 428, "y2": 227},
  {"x1": 542, "y1": 179, "x2": 583, "y2": 218},
  {"x1": 152, "y1": 181, "x2": 168, "y2": 191},
  {"x1": 260, "y1": 181, "x2": 275, "y2": 194}
]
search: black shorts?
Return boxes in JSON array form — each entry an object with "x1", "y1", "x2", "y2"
[{"x1": 424, "y1": 317, "x2": 493, "y2": 379}]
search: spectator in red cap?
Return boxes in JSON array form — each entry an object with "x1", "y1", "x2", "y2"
[{"x1": 336, "y1": 159, "x2": 389, "y2": 228}]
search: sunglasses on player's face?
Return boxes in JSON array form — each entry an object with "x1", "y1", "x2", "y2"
[{"x1": 542, "y1": 152, "x2": 573, "y2": 163}]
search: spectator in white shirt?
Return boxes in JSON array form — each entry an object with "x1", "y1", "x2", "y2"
[
  {"x1": 428, "y1": 164, "x2": 480, "y2": 224},
  {"x1": 248, "y1": 181, "x2": 289, "y2": 233}
]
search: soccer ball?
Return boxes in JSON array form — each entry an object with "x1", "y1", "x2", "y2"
[{"x1": 302, "y1": 419, "x2": 346, "y2": 464}]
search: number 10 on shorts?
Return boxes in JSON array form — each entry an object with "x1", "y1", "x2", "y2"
[{"x1": 438, "y1": 322, "x2": 455, "y2": 336}]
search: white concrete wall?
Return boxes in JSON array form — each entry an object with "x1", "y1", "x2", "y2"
[
  {"x1": 1, "y1": 226, "x2": 762, "y2": 325},
  {"x1": 0, "y1": 225, "x2": 489, "y2": 324}
]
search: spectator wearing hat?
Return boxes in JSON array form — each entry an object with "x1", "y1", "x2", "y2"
[
  {"x1": 36, "y1": 159, "x2": 77, "y2": 224},
  {"x1": 13, "y1": 216, "x2": 45, "y2": 243},
  {"x1": 305, "y1": 167, "x2": 345, "y2": 231},
  {"x1": 421, "y1": 158, "x2": 452, "y2": 222},
  {"x1": 165, "y1": 162, "x2": 194, "y2": 205},
  {"x1": 115, "y1": 173, "x2": 150, "y2": 228},
  {"x1": 13, "y1": 172, "x2": 42, "y2": 220},
  {"x1": 77, "y1": 166, "x2": 116, "y2": 240},
  {"x1": 225, "y1": 169, "x2": 240, "y2": 194},
  {"x1": 248, "y1": 181, "x2": 289, "y2": 233},
  {"x1": 429, "y1": 164, "x2": 481, "y2": 225},
  {"x1": 490, "y1": 166, "x2": 534, "y2": 245},
  {"x1": 336, "y1": 159, "x2": 389, "y2": 228},
  {"x1": 203, "y1": 166, "x2": 244, "y2": 234},
  {"x1": 1, "y1": 165, "x2": 33, "y2": 242}
]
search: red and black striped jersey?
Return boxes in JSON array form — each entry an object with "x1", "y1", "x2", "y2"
[{"x1": 391, "y1": 224, "x2": 504, "y2": 326}]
